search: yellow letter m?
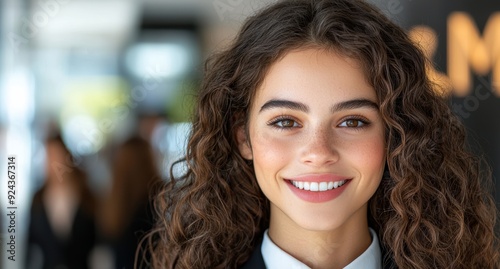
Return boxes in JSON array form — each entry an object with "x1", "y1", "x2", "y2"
[{"x1": 448, "y1": 12, "x2": 500, "y2": 96}]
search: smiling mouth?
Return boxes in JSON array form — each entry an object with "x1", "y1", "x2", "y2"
[{"x1": 289, "y1": 180, "x2": 348, "y2": 192}]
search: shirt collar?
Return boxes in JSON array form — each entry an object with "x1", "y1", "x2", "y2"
[{"x1": 261, "y1": 228, "x2": 382, "y2": 269}]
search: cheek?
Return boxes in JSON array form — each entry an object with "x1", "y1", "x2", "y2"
[
  {"x1": 252, "y1": 133, "x2": 294, "y2": 187},
  {"x1": 250, "y1": 131, "x2": 294, "y2": 178},
  {"x1": 348, "y1": 134, "x2": 386, "y2": 176}
]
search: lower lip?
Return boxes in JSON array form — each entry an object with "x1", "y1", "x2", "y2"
[{"x1": 286, "y1": 180, "x2": 350, "y2": 203}]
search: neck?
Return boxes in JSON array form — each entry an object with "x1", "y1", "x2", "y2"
[{"x1": 268, "y1": 205, "x2": 372, "y2": 269}]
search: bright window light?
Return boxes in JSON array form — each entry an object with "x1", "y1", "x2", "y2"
[{"x1": 125, "y1": 43, "x2": 194, "y2": 79}]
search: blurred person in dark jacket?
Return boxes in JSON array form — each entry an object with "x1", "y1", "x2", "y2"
[{"x1": 27, "y1": 135, "x2": 96, "y2": 269}]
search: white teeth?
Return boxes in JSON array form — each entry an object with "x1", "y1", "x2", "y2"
[
  {"x1": 290, "y1": 180, "x2": 347, "y2": 192},
  {"x1": 310, "y1": 182, "x2": 319, "y2": 191},
  {"x1": 319, "y1": 182, "x2": 328, "y2": 191}
]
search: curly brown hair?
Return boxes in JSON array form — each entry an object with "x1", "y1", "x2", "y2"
[{"x1": 144, "y1": 0, "x2": 500, "y2": 268}]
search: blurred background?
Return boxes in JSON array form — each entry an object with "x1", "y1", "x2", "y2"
[{"x1": 0, "y1": 0, "x2": 498, "y2": 268}]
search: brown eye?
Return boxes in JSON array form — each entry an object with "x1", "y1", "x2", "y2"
[
  {"x1": 346, "y1": 119, "x2": 360, "y2": 127},
  {"x1": 339, "y1": 118, "x2": 367, "y2": 128},
  {"x1": 269, "y1": 117, "x2": 300, "y2": 129},
  {"x1": 277, "y1": 119, "x2": 297, "y2": 128}
]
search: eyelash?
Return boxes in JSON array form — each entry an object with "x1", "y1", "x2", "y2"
[
  {"x1": 267, "y1": 115, "x2": 371, "y2": 130},
  {"x1": 267, "y1": 115, "x2": 301, "y2": 129},
  {"x1": 338, "y1": 115, "x2": 371, "y2": 129}
]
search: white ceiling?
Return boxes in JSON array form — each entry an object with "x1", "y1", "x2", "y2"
[
  {"x1": 31, "y1": 0, "x2": 140, "y2": 48},
  {"x1": 29, "y1": 0, "x2": 278, "y2": 49}
]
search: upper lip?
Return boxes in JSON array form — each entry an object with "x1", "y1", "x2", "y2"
[{"x1": 286, "y1": 173, "x2": 351, "y2": 182}]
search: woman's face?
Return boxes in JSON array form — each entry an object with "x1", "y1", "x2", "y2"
[
  {"x1": 45, "y1": 141, "x2": 70, "y2": 184},
  {"x1": 238, "y1": 48, "x2": 386, "y2": 232}
]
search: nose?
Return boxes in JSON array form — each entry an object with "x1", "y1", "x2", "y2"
[{"x1": 300, "y1": 125, "x2": 339, "y2": 166}]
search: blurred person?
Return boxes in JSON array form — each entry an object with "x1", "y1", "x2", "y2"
[
  {"x1": 27, "y1": 135, "x2": 97, "y2": 269},
  {"x1": 99, "y1": 136, "x2": 160, "y2": 269},
  {"x1": 138, "y1": 112, "x2": 165, "y2": 143},
  {"x1": 138, "y1": 112, "x2": 170, "y2": 180}
]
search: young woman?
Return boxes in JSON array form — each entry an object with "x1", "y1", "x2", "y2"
[
  {"x1": 28, "y1": 135, "x2": 97, "y2": 269},
  {"x1": 145, "y1": 0, "x2": 500, "y2": 268}
]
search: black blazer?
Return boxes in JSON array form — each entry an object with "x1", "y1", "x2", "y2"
[
  {"x1": 240, "y1": 239, "x2": 266, "y2": 269},
  {"x1": 27, "y1": 188, "x2": 96, "y2": 269},
  {"x1": 239, "y1": 239, "x2": 396, "y2": 269}
]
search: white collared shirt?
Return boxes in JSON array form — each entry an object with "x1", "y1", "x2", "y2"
[{"x1": 261, "y1": 228, "x2": 382, "y2": 269}]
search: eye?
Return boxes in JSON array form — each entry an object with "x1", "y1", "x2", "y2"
[
  {"x1": 268, "y1": 117, "x2": 301, "y2": 129},
  {"x1": 277, "y1": 119, "x2": 298, "y2": 128},
  {"x1": 338, "y1": 118, "x2": 368, "y2": 128}
]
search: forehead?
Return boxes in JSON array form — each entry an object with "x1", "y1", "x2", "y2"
[{"x1": 252, "y1": 48, "x2": 375, "y2": 106}]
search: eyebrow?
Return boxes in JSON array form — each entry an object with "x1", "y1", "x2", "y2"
[
  {"x1": 259, "y1": 98, "x2": 379, "y2": 113},
  {"x1": 260, "y1": 99, "x2": 308, "y2": 113},
  {"x1": 331, "y1": 99, "x2": 379, "y2": 113}
]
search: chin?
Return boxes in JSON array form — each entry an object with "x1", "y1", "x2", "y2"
[{"x1": 291, "y1": 213, "x2": 348, "y2": 232}]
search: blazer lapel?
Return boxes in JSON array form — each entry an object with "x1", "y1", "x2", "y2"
[{"x1": 240, "y1": 240, "x2": 266, "y2": 269}]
